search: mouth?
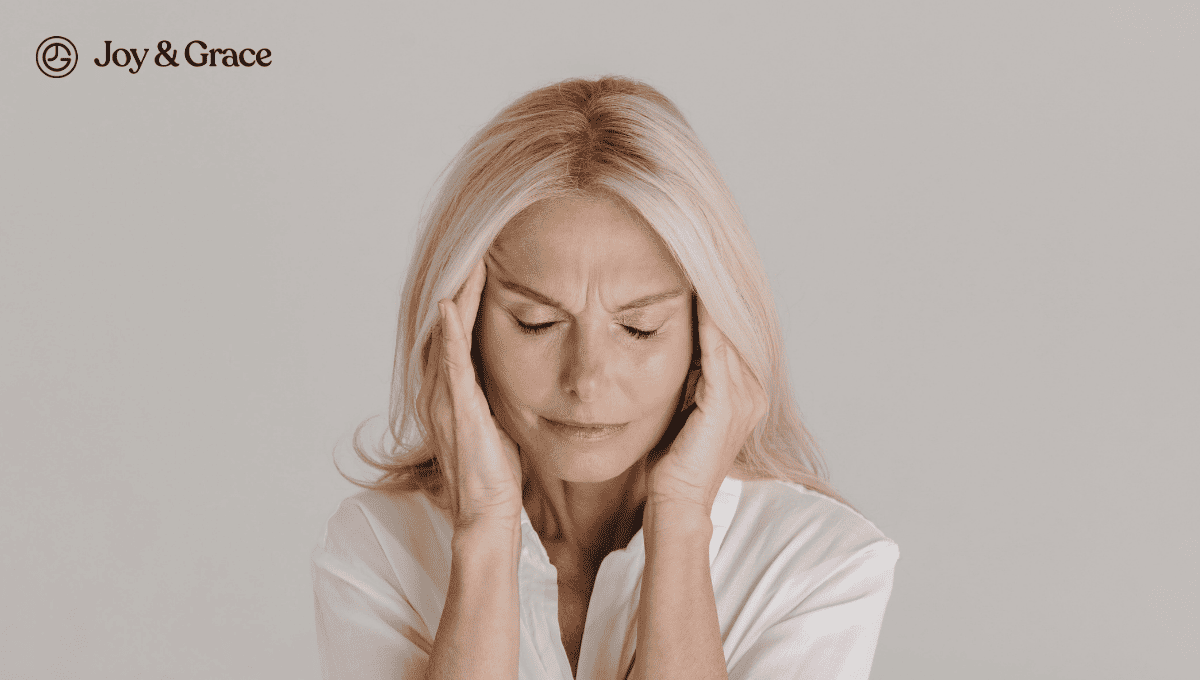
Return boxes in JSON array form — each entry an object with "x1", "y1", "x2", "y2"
[{"x1": 541, "y1": 416, "x2": 629, "y2": 442}]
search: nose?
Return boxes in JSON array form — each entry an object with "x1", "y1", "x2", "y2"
[{"x1": 561, "y1": 322, "x2": 610, "y2": 404}]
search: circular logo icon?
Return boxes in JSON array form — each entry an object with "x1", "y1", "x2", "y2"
[{"x1": 37, "y1": 36, "x2": 78, "y2": 78}]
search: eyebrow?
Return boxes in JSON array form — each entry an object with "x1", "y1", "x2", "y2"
[{"x1": 493, "y1": 277, "x2": 688, "y2": 312}]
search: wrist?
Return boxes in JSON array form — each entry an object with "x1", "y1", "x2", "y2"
[
  {"x1": 646, "y1": 470, "x2": 721, "y2": 517},
  {"x1": 644, "y1": 498, "x2": 713, "y2": 545},
  {"x1": 451, "y1": 499, "x2": 523, "y2": 532},
  {"x1": 451, "y1": 515, "x2": 521, "y2": 559}
]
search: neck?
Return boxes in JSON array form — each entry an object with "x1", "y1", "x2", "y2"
[{"x1": 523, "y1": 459, "x2": 648, "y2": 567}]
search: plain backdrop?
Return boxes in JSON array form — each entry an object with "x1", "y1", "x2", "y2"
[{"x1": 2, "y1": 2, "x2": 1196, "y2": 678}]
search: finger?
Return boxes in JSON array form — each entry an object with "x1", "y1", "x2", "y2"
[
  {"x1": 718, "y1": 335, "x2": 763, "y2": 422},
  {"x1": 699, "y1": 306, "x2": 765, "y2": 426},
  {"x1": 697, "y1": 299, "x2": 765, "y2": 421},
  {"x1": 453, "y1": 260, "x2": 486, "y2": 353},
  {"x1": 431, "y1": 376, "x2": 457, "y2": 482},
  {"x1": 438, "y1": 298, "x2": 479, "y2": 410},
  {"x1": 436, "y1": 301, "x2": 471, "y2": 490},
  {"x1": 695, "y1": 298, "x2": 730, "y2": 389},
  {"x1": 422, "y1": 321, "x2": 454, "y2": 446},
  {"x1": 722, "y1": 328, "x2": 763, "y2": 399},
  {"x1": 438, "y1": 298, "x2": 463, "y2": 376}
]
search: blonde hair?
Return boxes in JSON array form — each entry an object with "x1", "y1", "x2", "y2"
[{"x1": 349, "y1": 76, "x2": 844, "y2": 504}]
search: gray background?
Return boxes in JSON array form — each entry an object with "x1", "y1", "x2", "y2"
[{"x1": 2, "y1": 1, "x2": 1196, "y2": 678}]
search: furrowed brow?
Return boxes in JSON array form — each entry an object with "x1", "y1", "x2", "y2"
[
  {"x1": 494, "y1": 278, "x2": 565, "y2": 309},
  {"x1": 614, "y1": 289, "x2": 687, "y2": 312},
  {"x1": 493, "y1": 277, "x2": 686, "y2": 312}
]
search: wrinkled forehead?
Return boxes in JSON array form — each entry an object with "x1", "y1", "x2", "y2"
[{"x1": 488, "y1": 196, "x2": 688, "y2": 294}]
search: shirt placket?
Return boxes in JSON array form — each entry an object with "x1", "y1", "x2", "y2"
[
  {"x1": 519, "y1": 520, "x2": 574, "y2": 680},
  {"x1": 574, "y1": 530, "x2": 644, "y2": 680}
]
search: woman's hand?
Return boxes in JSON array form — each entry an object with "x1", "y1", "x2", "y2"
[
  {"x1": 636, "y1": 301, "x2": 760, "y2": 680},
  {"x1": 422, "y1": 260, "x2": 523, "y2": 530},
  {"x1": 647, "y1": 299, "x2": 768, "y2": 515},
  {"x1": 422, "y1": 261, "x2": 523, "y2": 679}
]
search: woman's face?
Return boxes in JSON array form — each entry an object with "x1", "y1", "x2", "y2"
[{"x1": 477, "y1": 196, "x2": 694, "y2": 484}]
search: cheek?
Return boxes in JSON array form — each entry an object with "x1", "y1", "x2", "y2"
[
  {"x1": 628, "y1": 339, "x2": 692, "y2": 408},
  {"x1": 477, "y1": 311, "x2": 548, "y2": 408}
]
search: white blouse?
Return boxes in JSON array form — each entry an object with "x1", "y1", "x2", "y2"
[{"x1": 312, "y1": 477, "x2": 899, "y2": 680}]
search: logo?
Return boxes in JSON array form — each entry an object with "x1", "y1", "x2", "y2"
[
  {"x1": 37, "y1": 36, "x2": 78, "y2": 78},
  {"x1": 92, "y1": 40, "x2": 273, "y2": 72},
  {"x1": 36, "y1": 36, "x2": 274, "y2": 77}
]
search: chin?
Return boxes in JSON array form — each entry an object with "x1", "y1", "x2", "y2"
[
  {"x1": 499, "y1": 402, "x2": 680, "y2": 485},
  {"x1": 543, "y1": 446, "x2": 644, "y2": 484},
  {"x1": 524, "y1": 423, "x2": 656, "y2": 485}
]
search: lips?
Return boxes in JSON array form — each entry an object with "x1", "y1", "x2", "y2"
[{"x1": 541, "y1": 416, "x2": 629, "y2": 441}]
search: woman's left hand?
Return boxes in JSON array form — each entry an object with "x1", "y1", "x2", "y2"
[{"x1": 647, "y1": 299, "x2": 769, "y2": 515}]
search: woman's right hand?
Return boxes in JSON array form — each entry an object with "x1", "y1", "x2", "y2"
[{"x1": 423, "y1": 260, "x2": 523, "y2": 530}]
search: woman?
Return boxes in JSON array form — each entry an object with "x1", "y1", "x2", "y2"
[{"x1": 312, "y1": 76, "x2": 898, "y2": 680}]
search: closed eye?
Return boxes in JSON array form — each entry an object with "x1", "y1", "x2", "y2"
[
  {"x1": 519, "y1": 320, "x2": 658, "y2": 340},
  {"x1": 623, "y1": 325, "x2": 659, "y2": 340},
  {"x1": 516, "y1": 319, "x2": 555, "y2": 335}
]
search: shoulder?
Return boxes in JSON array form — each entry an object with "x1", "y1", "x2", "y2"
[
  {"x1": 312, "y1": 489, "x2": 450, "y2": 664},
  {"x1": 718, "y1": 480, "x2": 899, "y2": 676},
  {"x1": 314, "y1": 488, "x2": 453, "y2": 593},
  {"x1": 734, "y1": 479, "x2": 895, "y2": 546},
  {"x1": 721, "y1": 478, "x2": 899, "y2": 585}
]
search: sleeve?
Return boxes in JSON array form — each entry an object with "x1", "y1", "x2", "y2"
[
  {"x1": 726, "y1": 540, "x2": 899, "y2": 680},
  {"x1": 311, "y1": 501, "x2": 432, "y2": 680}
]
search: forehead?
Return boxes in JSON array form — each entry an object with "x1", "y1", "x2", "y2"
[{"x1": 489, "y1": 196, "x2": 687, "y2": 291}]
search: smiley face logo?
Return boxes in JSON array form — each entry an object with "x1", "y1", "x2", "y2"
[{"x1": 37, "y1": 36, "x2": 78, "y2": 78}]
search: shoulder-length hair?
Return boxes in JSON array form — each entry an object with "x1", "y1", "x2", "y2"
[{"x1": 349, "y1": 76, "x2": 843, "y2": 504}]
